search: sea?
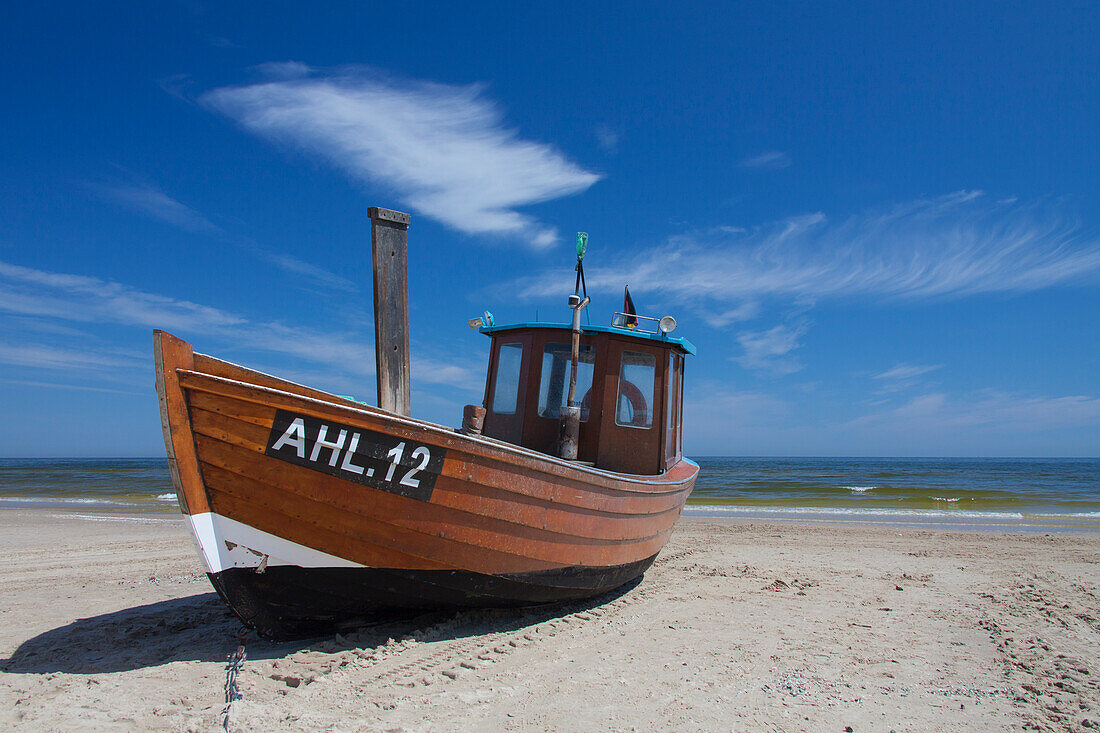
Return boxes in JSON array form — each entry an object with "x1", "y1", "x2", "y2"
[
  {"x1": 686, "y1": 457, "x2": 1100, "y2": 531},
  {"x1": 1, "y1": 457, "x2": 1098, "y2": 531}
]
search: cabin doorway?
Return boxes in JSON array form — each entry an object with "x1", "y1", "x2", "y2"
[
  {"x1": 482, "y1": 335, "x2": 532, "y2": 445},
  {"x1": 596, "y1": 339, "x2": 664, "y2": 474}
]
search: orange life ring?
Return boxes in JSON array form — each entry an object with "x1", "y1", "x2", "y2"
[
  {"x1": 580, "y1": 381, "x2": 648, "y2": 426},
  {"x1": 616, "y1": 380, "x2": 649, "y2": 426}
]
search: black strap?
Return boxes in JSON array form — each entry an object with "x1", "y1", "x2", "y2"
[{"x1": 574, "y1": 260, "x2": 587, "y2": 299}]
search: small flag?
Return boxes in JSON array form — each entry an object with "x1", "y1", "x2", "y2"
[{"x1": 623, "y1": 286, "x2": 637, "y2": 328}]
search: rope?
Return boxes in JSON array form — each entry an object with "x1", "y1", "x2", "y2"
[{"x1": 574, "y1": 231, "x2": 589, "y2": 323}]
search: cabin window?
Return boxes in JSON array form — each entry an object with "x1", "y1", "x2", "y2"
[
  {"x1": 491, "y1": 342, "x2": 524, "y2": 414},
  {"x1": 665, "y1": 352, "x2": 675, "y2": 460},
  {"x1": 615, "y1": 351, "x2": 655, "y2": 428},
  {"x1": 666, "y1": 353, "x2": 676, "y2": 434},
  {"x1": 538, "y1": 343, "x2": 595, "y2": 421},
  {"x1": 677, "y1": 355, "x2": 685, "y2": 455},
  {"x1": 666, "y1": 352, "x2": 683, "y2": 462}
]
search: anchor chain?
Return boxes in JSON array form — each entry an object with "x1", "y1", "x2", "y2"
[{"x1": 221, "y1": 626, "x2": 249, "y2": 731}]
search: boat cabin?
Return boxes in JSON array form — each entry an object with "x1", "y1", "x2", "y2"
[{"x1": 476, "y1": 320, "x2": 695, "y2": 475}]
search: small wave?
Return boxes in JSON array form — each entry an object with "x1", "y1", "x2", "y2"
[
  {"x1": 842, "y1": 486, "x2": 876, "y2": 492},
  {"x1": 156, "y1": 493, "x2": 178, "y2": 501},
  {"x1": 52, "y1": 514, "x2": 173, "y2": 524},
  {"x1": 684, "y1": 505, "x2": 1100, "y2": 521},
  {"x1": 931, "y1": 497, "x2": 961, "y2": 502},
  {"x1": 684, "y1": 505, "x2": 1031, "y2": 519},
  {"x1": 0, "y1": 496, "x2": 141, "y2": 507}
]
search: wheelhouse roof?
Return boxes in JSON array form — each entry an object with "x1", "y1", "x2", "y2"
[{"x1": 479, "y1": 321, "x2": 697, "y2": 356}]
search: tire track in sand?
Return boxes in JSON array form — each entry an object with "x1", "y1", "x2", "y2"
[{"x1": 255, "y1": 552, "x2": 694, "y2": 694}]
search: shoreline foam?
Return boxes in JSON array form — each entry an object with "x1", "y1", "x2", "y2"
[{"x1": 683, "y1": 503, "x2": 1100, "y2": 531}]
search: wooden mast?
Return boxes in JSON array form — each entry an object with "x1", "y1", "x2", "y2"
[
  {"x1": 560, "y1": 233, "x2": 590, "y2": 460},
  {"x1": 560, "y1": 294, "x2": 589, "y2": 460},
  {"x1": 368, "y1": 207, "x2": 412, "y2": 416}
]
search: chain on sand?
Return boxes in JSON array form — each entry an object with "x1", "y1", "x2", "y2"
[{"x1": 221, "y1": 626, "x2": 249, "y2": 731}]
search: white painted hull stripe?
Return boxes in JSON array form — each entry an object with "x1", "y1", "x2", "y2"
[{"x1": 186, "y1": 512, "x2": 365, "y2": 574}]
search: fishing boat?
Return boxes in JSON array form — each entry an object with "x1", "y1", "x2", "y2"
[{"x1": 154, "y1": 212, "x2": 698, "y2": 638}]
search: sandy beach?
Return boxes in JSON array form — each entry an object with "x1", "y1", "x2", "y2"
[{"x1": 1, "y1": 511, "x2": 1097, "y2": 732}]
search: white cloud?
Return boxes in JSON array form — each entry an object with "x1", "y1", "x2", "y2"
[
  {"x1": 595, "y1": 125, "x2": 618, "y2": 153},
  {"x1": 686, "y1": 384, "x2": 791, "y2": 423},
  {"x1": 206, "y1": 35, "x2": 238, "y2": 49},
  {"x1": 850, "y1": 391, "x2": 1100, "y2": 435},
  {"x1": 681, "y1": 384, "x2": 795, "y2": 453},
  {"x1": 867, "y1": 362, "x2": 945, "y2": 393},
  {"x1": 514, "y1": 192, "x2": 1100, "y2": 304},
  {"x1": 960, "y1": 393, "x2": 1100, "y2": 432},
  {"x1": 734, "y1": 319, "x2": 809, "y2": 375},
  {"x1": 96, "y1": 182, "x2": 223, "y2": 235},
  {"x1": 260, "y1": 251, "x2": 358, "y2": 293},
  {"x1": 890, "y1": 392, "x2": 948, "y2": 419},
  {"x1": 873, "y1": 363, "x2": 944, "y2": 381},
  {"x1": 701, "y1": 301, "x2": 761, "y2": 328},
  {"x1": 0, "y1": 260, "x2": 245, "y2": 332},
  {"x1": 0, "y1": 378, "x2": 146, "y2": 396},
  {"x1": 0, "y1": 260, "x2": 476, "y2": 389},
  {"x1": 0, "y1": 343, "x2": 141, "y2": 371},
  {"x1": 95, "y1": 178, "x2": 357, "y2": 293},
  {"x1": 252, "y1": 61, "x2": 312, "y2": 79},
  {"x1": 509, "y1": 192, "x2": 1100, "y2": 383},
  {"x1": 682, "y1": 386, "x2": 1100, "y2": 455},
  {"x1": 201, "y1": 66, "x2": 601, "y2": 248},
  {"x1": 739, "y1": 151, "x2": 791, "y2": 169}
]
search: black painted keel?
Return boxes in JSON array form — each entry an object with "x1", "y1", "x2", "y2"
[{"x1": 208, "y1": 556, "x2": 658, "y2": 639}]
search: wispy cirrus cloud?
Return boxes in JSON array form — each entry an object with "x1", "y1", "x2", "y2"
[
  {"x1": 0, "y1": 343, "x2": 142, "y2": 371},
  {"x1": 258, "y1": 251, "x2": 358, "y2": 293},
  {"x1": 96, "y1": 181, "x2": 224, "y2": 235},
  {"x1": 0, "y1": 378, "x2": 147, "y2": 396},
  {"x1": 0, "y1": 259, "x2": 473, "y2": 389},
  {"x1": 733, "y1": 319, "x2": 809, "y2": 375},
  {"x1": 701, "y1": 301, "x2": 761, "y2": 328},
  {"x1": 739, "y1": 150, "x2": 791, "y2": 170},
  {"x1": 869, "y1": 362, "x2": 945, "y2": 393},
  {"x1": 873, "y1": 363, "x2": 944, "y2": 381},
  {"x1": 93, "y1": 178, "x2": 358, "y2": 293},
  {"x1": 513, "y1": 191, "x2": 1100, "y2": 376},
  {"x1": 0, "y1": 260, "x2": 245, "y2": 332},
  {"x1": 594, "y1": 124, "x2": 619, "y2": 154},
  {"x1": 848, "y1": 390, "x2": 1100, "y2": 435},
  {"x1": 201, "y1": 65, "x2": 601, "y2": 249},
  {"x1": 515, "y1": 192, "x2": 1100, "y2": 304},
  {"x1": 205, "y1": 35, "x2": 238, "y2": 49},
  {"x1": 684, "y1": 385, "x2": 1100, "y2": 455}
]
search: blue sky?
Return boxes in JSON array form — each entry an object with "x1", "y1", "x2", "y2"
[{"x1": 1, "y1": 2, "x2": 1098, "y2": 457}]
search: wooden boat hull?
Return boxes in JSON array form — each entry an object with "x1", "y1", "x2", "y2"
[{"x1": 154, "y1": 331, "x2": 697, "y2": 638}]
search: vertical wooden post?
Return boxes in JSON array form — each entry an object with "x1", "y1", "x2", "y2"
[
  {"x1": 559, "y1": 294, "x2": 589, "y2": 460},
  {"x1": 368, "y1": 206, "x2": 411, "y2": 415}
]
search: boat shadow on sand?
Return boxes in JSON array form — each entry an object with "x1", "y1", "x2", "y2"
[{"x1": 1, "y1": 578, "x2": 642, "y2": 675}]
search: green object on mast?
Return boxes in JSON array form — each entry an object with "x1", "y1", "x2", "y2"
[{"x1": 576, "y1": 232, "x2": 588, "y2": 261}]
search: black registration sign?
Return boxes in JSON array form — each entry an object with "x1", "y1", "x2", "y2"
[{"x1": 264, "y1": 410, "x2": 446, "y2": 502}]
